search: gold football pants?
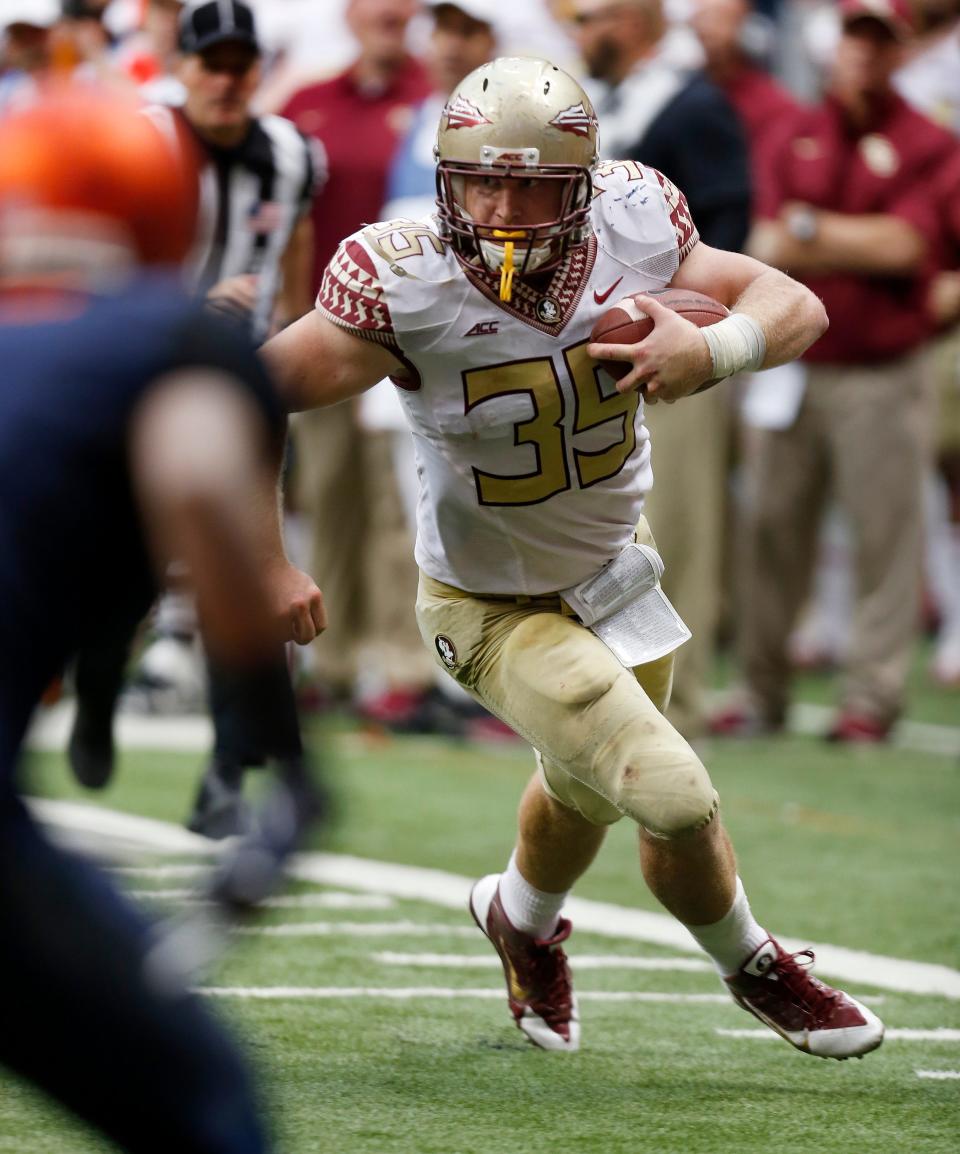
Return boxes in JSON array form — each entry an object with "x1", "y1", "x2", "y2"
[{"x1": 415, "y1": 525, "x2": 718, "y2": 839}]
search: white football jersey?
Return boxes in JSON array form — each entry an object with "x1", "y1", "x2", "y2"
[{"x1": 317, "y1": 161, "x2": 699, "y2": 594}]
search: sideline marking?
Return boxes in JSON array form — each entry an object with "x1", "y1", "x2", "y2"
[
  {"x1": 29, "y1": 698, "x2": 960, "y2": 759},
  {"x1": 915, "y1": 1070, "x2": 960, "y2": 1080},
  {"x1": 29, "y1": 798, "x2": 960, "y2": 1000},
  {"x1": 195, "y1": 987, "x2": 735, "y2": 1003},
  {"x1": 235, "y1": 922, "x2": 480, "y2": 938},
  {"x1": 717, "y1": 1028, "x2": 960, "y2": 1042},
  {"x1": 130, "y1": 889, "x2": 394, "y2": 910},
  {"x1": 373, "y1": 951, "x2": 712, "y2": 972}
]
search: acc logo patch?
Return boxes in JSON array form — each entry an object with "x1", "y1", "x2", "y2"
[{"x1": 435, "y1": 634, "x2": 458, "y2": 668}]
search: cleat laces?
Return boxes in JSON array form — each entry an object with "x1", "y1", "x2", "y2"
[
  {"x1": 519, "y1": 927, "x2": 573, "y2": 1028},
  {"x1": 766, "y1": 948, "x2": 840, "y2": 1025}
]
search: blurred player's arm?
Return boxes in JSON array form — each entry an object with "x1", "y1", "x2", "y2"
[
  {"x1": 274, "y1": 215, "x2": 315, "y2": 330},
  {"x1": 263, "y1": 310, "x2": 406, "y2": 411},
  {"x1": 130, "y1": 368, "x2": 324, "y2": 656}
]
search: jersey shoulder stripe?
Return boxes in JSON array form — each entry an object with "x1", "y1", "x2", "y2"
[
  {"x1": 316, "y1": 234, "x2": 398, "y2": 349},
  {"x1": 650, "y1": 167, "x2": 698, "y2": 259}
]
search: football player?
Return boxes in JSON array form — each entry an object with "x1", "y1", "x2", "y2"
[
  {"x1": 0, "y1": 87, "x2": 322, "y2": 1151},
  {"x1": 264, "y1": 57, "x2": 883, "y2": 1060}
]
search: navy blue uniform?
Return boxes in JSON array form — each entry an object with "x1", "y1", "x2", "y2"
[{"x1": 0, "y1": 274, "x2": 281, "y2": 1153}]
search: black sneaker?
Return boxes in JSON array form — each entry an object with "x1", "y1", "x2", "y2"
[
  {"x1": 186, "y1": 759, "x2": 251, "y2": 840},
  {"x1": 67, "y1": 701, "x2": 115, "y2": 790}
]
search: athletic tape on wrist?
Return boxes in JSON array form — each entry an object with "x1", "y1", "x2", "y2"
[{"x1": 701, "y1": 313, "x2": 766, "y2": 379}]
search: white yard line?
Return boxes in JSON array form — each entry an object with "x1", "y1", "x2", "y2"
[
  {"x1": 195, "y1": 987, "x2": 734, "y2": 1003},
  {"x1": 717, "y1": 1028, "x2": 960, "y2": 1042},
  {"x1": 130, "y1": 889, "x2": 394, "y2": 910},
  {"x1": 29, "y1": 797, "x2": 960, "y2": 1000},
  {"x1": 915, "y1": 1070, "x2": 960, "y2": 1080},
  {"x1": 372, "y1": 951, "x2": 712, "y2": 971},
  {"x1": 28, "y1": 702, "x2": 214, "y2": 752},
  {"x1": 234, "y1": 922, "x2": 480, "y2": 938},
  {"x1": 29, "y1": 698, "x2": 960, "y2": 759}
]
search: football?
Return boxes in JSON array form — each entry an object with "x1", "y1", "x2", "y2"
[{"x1": 590, "y1": 288, "x2": 730, "y2": 384}]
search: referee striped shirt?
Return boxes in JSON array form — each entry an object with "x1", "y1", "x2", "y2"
[{"x1": 146, "y1": 103, "x2": 324, "y2": 342}]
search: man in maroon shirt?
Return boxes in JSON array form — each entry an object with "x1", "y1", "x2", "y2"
[
  {"x1": 690, "y1": 0, "x2": 800, "y2": 182},
  {"x1": 715, "y1": 0, "x2": 959, "y2": 741},
  {"x1": 280, "y1": 0, "x2": 433, "y2": 710},
  {"x1": 281, "y1": 0, "x2": 430, "y2": 285}
]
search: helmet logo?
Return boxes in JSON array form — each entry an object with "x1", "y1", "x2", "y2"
[
  {"x1": 444, "y1": 95, "x2": 492, "y2": 130},
  {"x1": 549, "y1": 102, "x2": 597, "y2": 140}
]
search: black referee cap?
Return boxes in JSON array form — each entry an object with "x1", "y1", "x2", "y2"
[{"x1": 178, "y1": 0, "x2": 260, "y2": 55}]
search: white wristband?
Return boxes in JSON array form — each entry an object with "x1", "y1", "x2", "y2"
[{"x1": 700, "y1": 313, "x2": 767, "y2": 379}]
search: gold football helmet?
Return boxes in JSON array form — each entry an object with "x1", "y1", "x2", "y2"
[{"x1": 435, "y1": 57, "x2": 599, "y2": 293}]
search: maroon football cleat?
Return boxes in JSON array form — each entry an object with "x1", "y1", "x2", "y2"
[
  {"x1": 469, "y1": 874, "x2": 579, "y2": 1051},
  {"x1": 826, "y1": 712, "x2": 891, "y2": 744},
  {"x1": 708, "y1": 703, "x2": 783, "y2": 739},
  {"x1": 725, "y1": 938, "x2": 884, "y2": 1059}
]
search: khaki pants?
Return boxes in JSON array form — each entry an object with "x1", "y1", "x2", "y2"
[
  {"x1": 291, "y1": 407, "x2": 432, "y2": 693},
  {"x1": 736, "y1": 351, "x2": 933, "y2": 724},
  {"x1": 643, "y1": 386, "x2": 731, "y2": 738},
  {"x1": 415, "y1": 518, "x2": 718, "y2": 839}
]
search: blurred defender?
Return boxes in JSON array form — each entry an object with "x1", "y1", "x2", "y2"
[
  {"x1": 265, "y1": 57, "x2": 884, "y2": 1061},
  {"x1": 0, "y1": 89, "x2": 322, "y2": 1152}
]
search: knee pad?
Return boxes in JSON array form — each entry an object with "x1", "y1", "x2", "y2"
[{"x1": 595, "y1": 718, "x2": 718, "y2": 839}]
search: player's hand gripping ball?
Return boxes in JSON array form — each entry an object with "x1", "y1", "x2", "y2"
[{"x1": 590, "y1": 288, "x2": 729, "y2": 390}]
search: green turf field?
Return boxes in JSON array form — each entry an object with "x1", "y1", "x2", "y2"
[{"x1": 4, "y1": 669, "x2": 960, "y2": 1154}]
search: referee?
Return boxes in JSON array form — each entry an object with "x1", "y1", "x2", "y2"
[{"x1": 70, "y1": 0, "x2": 323, "y2": 837}]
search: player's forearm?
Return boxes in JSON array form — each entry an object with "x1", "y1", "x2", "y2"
[{"x1": 732, "y1": 267, "x2": 828, "y2": 367}]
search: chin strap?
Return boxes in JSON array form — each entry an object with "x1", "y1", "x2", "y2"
[{"x1": 492, "y1": 230, "x2": 524, "y2": 301}]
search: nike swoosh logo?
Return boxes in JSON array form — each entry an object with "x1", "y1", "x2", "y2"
[
  {"x1": 593, "y1": 276, "x2": 623, "y2": 306},
  {"x1": 506, "y1": 959, "x2": 529, "y2": 1002}
]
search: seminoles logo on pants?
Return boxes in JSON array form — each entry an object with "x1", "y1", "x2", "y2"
[{"x1": 435, "y1": 634, "x2": 458, "y2": 668}]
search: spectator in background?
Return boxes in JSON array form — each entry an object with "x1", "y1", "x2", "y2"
[
  {"x1": 357, "y1": 0, "x2": 519, "y2": 734},
  {"x1": 569, "y1": 0, "x2": 750, "y2": 739},
  {"x1": 114, "y1": 0, "x2": 187, "y2": 104},
  {"x1": 896, "y1": 0, "x2": 960, "y2": 685},
  {"x1": 0, "y1": 0, "x2": 59, "y2": 112},
  {"x1": 280, "y1": 0, "x2": 432, "y2": 716},
  {"x1": 715, "y1": 0, "x2": 959, "y2": 742},
  {"x1": 924, "y1": 143, "x2": 960, "y2": 684},
  {"x1": 894, "y1": 0, "x2": 960, "y2": 131},
  {"x1": 0, "y1": 85, "x2": 322, "y2": 1154},
  {"x1": 690, "y1": 0, "x2": 800, "y2": 178}
]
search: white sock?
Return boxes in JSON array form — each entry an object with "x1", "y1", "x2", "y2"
[
  {"x1": 684, "y1": 876, "x2": 769, "y2": 977},
  {"x1": 497, "y1": 851, "x2": 568, "y2": 939}
]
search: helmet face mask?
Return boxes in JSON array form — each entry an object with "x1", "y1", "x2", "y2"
[
  {"x1": 436, "y1": 161, "x2": 593, "y2": 277},
  {"x1": 434, "y1": 57, "x2": 599, "y2": 280}
]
